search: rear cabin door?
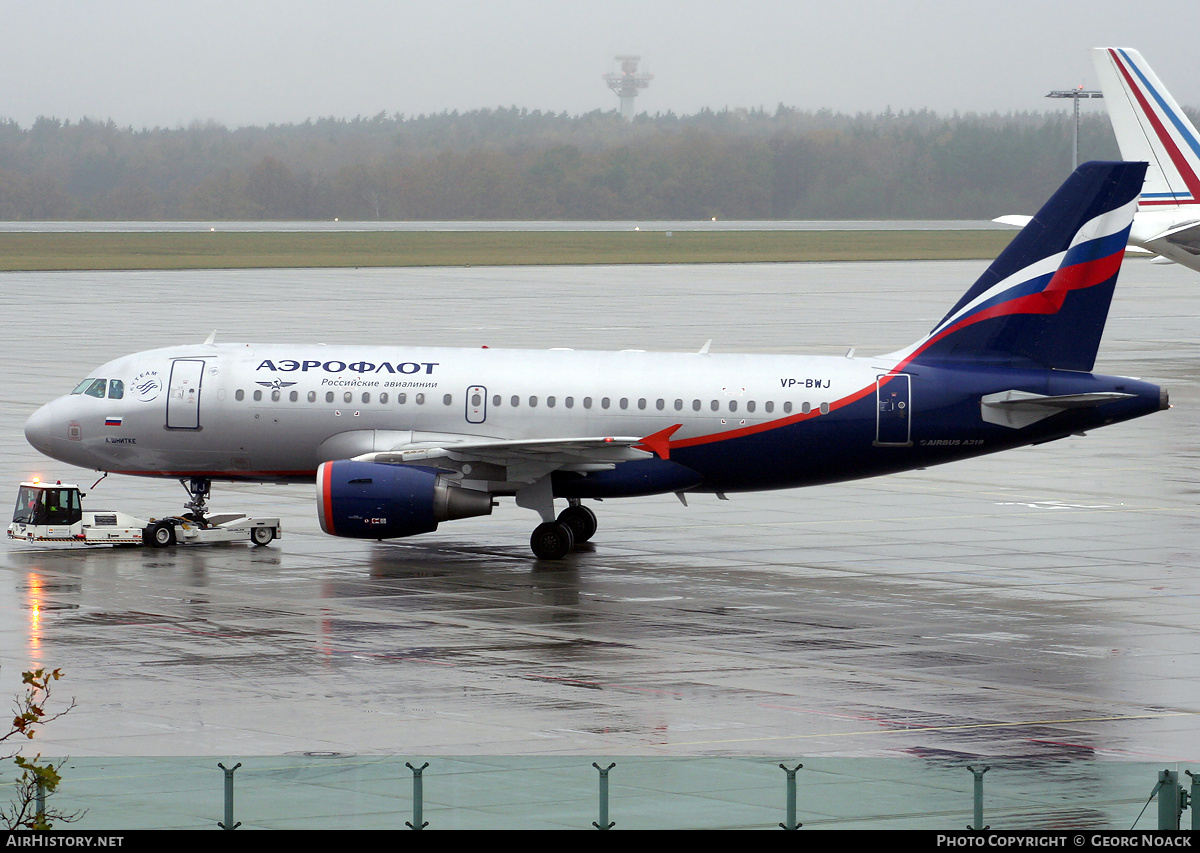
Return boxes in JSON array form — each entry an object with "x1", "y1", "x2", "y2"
[
  {"x1": 875, "y1": 373, "x2": 912, "y2": 446},
  {"x1": 166, "y1": 358, "x2": 205, "y2": 429}
]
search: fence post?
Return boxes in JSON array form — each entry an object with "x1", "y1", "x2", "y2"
[
  {"x1": 593, "y1": 762, "x2": 616, "y2": 829},
  {"x1": 967, "y1": 765, "x2": 990, "y2": 831},
  {"x1": 217, "y1": 762, "x2": 242, "y2": 830},
  {"x1": 778, "y1": 763, "x2": 803, "y2": 830},
  {"x1": 1158, "y1": 769, "x2": 1183, "y2": 830},
  {"x1": 405, "y1": 762, "x2": 429, "y2": 830}
]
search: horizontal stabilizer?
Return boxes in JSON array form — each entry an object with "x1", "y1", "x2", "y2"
[
  {"x1": 981, "y1": 389, "x2": 1134, "y2": 429},
  {"x1": 992, "y1": 215, "x2": 1032, "y2": 228}
]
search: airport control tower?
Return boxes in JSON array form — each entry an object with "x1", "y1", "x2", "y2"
[{"x1": 604, "y1": 56, "x2": 653, "y2": 120}]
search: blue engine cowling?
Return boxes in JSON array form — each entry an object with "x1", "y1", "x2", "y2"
[{"x1": 317, "y1": 460, "x2": 493, "y2": 539}]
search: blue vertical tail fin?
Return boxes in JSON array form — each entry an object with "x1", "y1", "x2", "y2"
[{"x1": 900, "y1": 161, "x2": 1145, "y2": 372}]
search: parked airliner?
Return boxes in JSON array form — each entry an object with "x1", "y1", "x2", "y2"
[
  {"x1": 22, "y1": 162, "x2": 1167, "y2": 559},
  {"x1": 998, "y1": 49, "x2": 1200, "y2": 272},
  {"x1": 1093, "y1": 48, "x2": 1200, "y2": 271}
]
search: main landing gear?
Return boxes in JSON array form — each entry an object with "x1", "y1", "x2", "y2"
[{"x1": 529, "y1": 502, "x2": 598, "y2": 560}]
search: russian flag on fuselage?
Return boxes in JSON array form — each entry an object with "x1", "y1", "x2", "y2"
[{"x1": 900, "y1": 161, "x2": 1145, "y2": 373}]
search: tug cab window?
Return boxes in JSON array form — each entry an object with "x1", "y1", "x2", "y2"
[{"x1": 13, "y1": 486, "x2": 81, "y2": 526}]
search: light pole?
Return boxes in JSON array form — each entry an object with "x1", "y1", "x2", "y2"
[{"x1": 1046, "y1": 86, "x2": 1103, "y2": 171}]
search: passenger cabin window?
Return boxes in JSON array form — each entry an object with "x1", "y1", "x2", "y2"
[{"x1": 235, "y1": 389, "x2": 245, "y2": 402}]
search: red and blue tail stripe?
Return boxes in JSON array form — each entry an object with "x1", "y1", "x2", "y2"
[{"x1": 898, "y1": 161, "x2": 1144, "y2": 372}]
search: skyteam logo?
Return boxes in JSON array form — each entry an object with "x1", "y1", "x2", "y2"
[{"x1": 132, "y1": 371, "x2": 162, "y2": 403}]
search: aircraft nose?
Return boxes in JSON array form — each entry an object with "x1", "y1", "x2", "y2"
[{"x1": 24, "y1": 402, "x2": 56, "y2": 455}]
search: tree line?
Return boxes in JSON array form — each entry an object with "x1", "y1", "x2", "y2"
[{"x1": 0, "y1": 104, "x2": 1154, "y2": 221}]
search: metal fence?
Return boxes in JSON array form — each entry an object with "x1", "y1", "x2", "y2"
[{"x1": 11, "y1": 756, "x2": 1198, "y2": 830}]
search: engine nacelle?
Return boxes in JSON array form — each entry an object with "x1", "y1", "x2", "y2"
[{"x1": 317, "y1": 461, "x2": 493, "y2": 539}]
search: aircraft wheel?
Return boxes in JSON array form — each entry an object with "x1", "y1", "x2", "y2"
[
  {"x1": 530, "y1": 521, "x2": 575, "y2": 560},
  {"x1": 148, "y1": 521, "x2": 176, "y2": 548},
  {"x1": 250, "y1": 526, "x2": 275, "y2": 546},
  {"x1": 557, "y1": 505, "x2": 597, "y2": 543}
]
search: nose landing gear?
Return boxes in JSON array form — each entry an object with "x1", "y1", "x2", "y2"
[{"x1": 181, "y1": 477, "x2": 211, "y2": 521}]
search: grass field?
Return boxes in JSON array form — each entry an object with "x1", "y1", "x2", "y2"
[{"x1": 0, "y1": 229, "x2": 1018, "y2": 271}]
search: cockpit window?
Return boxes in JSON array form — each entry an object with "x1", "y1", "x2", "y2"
[
  {"x1": 108, "y1": 379, "x2": 124, "y2": 399},
  {"x1": 82, "y1": 379, "x2": 107, "y2": 398},
  {"x1": 71, "y1": 379, "x2": 95, "y2": 395}
]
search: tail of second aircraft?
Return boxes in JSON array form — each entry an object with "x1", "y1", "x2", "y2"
[
  {"x1": 900, "y1": 160, "x2": 1145, "y2": 372},
  {"x1": 1093, "y1": 47, "x2": 1200, "y2": 211}
]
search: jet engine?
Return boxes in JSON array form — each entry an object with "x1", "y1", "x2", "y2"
[{"x1": 317, "y1": 461, "x2": 493, "y2": 539}]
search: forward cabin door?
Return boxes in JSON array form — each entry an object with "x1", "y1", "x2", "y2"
[{"x1": 166, "y1": 359, "x2": 205, "y2": 429}]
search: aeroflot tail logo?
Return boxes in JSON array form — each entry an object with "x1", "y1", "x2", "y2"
[{"x1": 256, "y1": 359, "x2": 439, "y2": 376}]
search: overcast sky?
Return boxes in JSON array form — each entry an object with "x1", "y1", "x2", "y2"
[{"x1": 5, "y1": 1, "x2": 1198, "y2": 129}]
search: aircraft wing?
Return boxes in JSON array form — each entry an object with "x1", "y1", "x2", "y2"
[
  {"x1": 997, "y1": 214, "x2": 1159, "y2": 255},
  {"x1": 1155, "y1": 220, "x2": 1200, "y2": 254},
  {"x1": 351, "y1": 426, "x2": 681, "y2": 486}
]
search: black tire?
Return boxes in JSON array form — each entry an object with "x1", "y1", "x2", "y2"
[
  {"x1": 557, "y1": 505, "x2": 597, "y2": 543},
  {"x1": 530, "y1": 521, "x2": 575, "y2": 560},
  {"x1": 148, "y1": 521, "x2": 176, "y2": 548},
  {"x1": 250, "y1": 526, "x2": 275, "y2": 546}
]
